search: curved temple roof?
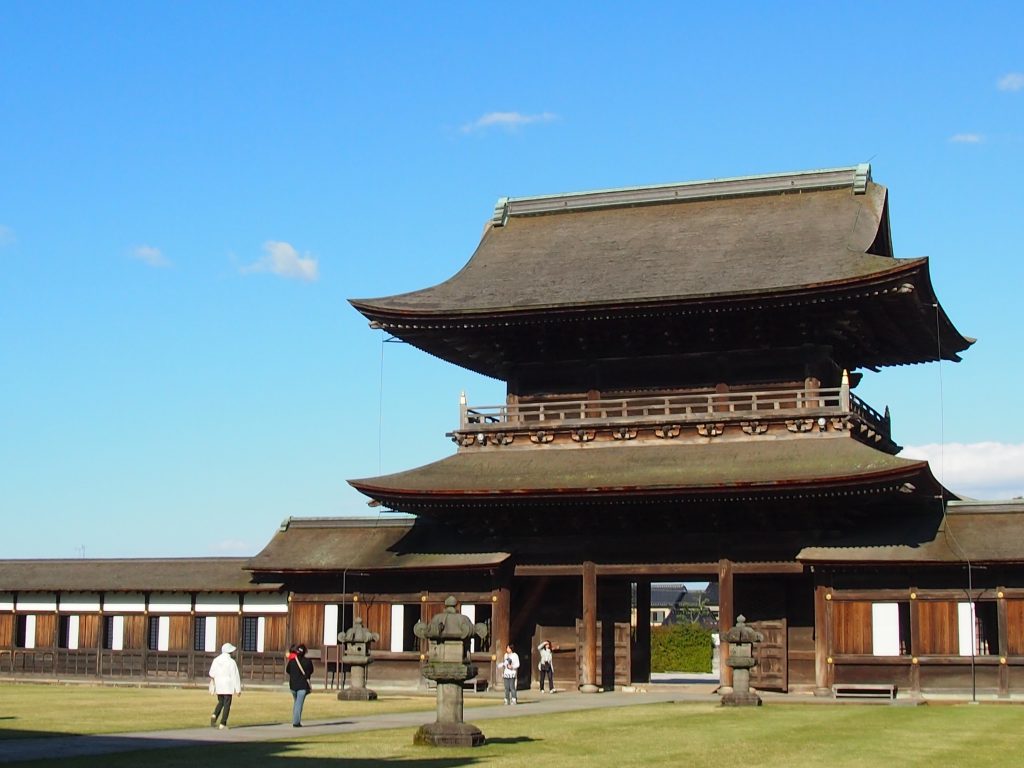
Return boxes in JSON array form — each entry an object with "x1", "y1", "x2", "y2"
[
  {"x1": 349, "y1": 437, "x2": 949, "y2": 514},
  {"x1": 350, "y1": 165, "x2": 972, "y2": 378}
]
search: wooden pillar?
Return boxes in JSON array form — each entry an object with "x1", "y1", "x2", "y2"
[
  {"x1": 909, "y1": 587, "x2": 922, "y2": 696},
  {"x1": 998, "y1": 587, "x2": 1010, "y2": 698},
  {"x1": 188, "y1": 594, "x2": 197, "y2": 681},
  {"x1": 633, "y1": 580, "x2": 651, "y2": 684},
  {"x1": 718, "y1": 559, "x2": 734, "y2": 690},
  {"x1": 96, "y1": 596, "x2": 104, "y2": 678},
  {"x1": 580, "y1": 561, "x2": 598, "y2": 693},
  {"x1": 142, "y1": 593, "x2": 150, "y2": 680},
  {"x1": 813, "y1": 583, "x2": 831, "y2": 696},
  {"x1": 492, "y1": 586, "x2": 510, "y2": 688}
]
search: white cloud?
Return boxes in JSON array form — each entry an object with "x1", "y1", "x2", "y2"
[
  {"x1": 949, "y1": 133, "x2": 983, "y2": 143},
  {"x1": 0, "y1": 224, "x2": 15, "y2": 247},
  {"x1": 902, "y1": 442, "x2": 1024, "y2": 500},
  {"x1": 997, "y1": 72, "x2": 1024, "y2": 92},
  {"x1": 211, "y1": 538, "x2": 252, "y2": 555},
  {"x1": 130, "y1": 244, "x2": 170, "y2": 267},
  {"x1": 241, "y1": 240, "x2": 319, "y2": 282},
  {"x1": 461, "y1": 111, "x2": 558, "y2": 133}
]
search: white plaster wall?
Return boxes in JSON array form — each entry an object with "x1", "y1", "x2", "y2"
[
  {"x1": 60, "y1": 593, "x2": 100, "y2": 612},
  {"x1": 104, "y1": 594, "x2": 146, "y2": 613},
  {"x1": 871, "y1": 603, "x2": 901, "y2": 656},
  {"x1": 243, "y1": 593, "x2": 288, "y2": 614}
]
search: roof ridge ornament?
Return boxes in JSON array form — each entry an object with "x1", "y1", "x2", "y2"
[
  {"x1": 854, "y1": 163, "x2": 871, "y2": 194},
  {"x1": 489, "y1": 165, "x2": 872, "y2": 224},
  {"x1": 491, "y1": 196, "x2": 510, "y2": 227}
]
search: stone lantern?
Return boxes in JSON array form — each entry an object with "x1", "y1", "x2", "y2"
[
  {"x1": 412, "y1": 596, "x2": 489, "y2": 747},
  {"x1": 337, "y1": 616, "x2": 380, "y2": 700},
  {"x1": 720, "y1": 615, "x2": 763, "y2": 707}
]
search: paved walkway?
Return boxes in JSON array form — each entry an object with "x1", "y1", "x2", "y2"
[{"x1": 0, "y1": 687, "x2": 716, "y2": 764}]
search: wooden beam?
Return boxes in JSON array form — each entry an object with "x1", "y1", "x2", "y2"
[{"x1": 514, "y1": 561, "x2": 804, "y2": 578}]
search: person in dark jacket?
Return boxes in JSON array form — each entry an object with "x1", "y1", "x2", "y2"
[{"x1": 286, "y1": 643, "x2": 314, "y2": 726}]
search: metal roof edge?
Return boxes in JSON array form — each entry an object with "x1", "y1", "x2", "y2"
[
  {"x1": 278, "y1": 516, "x2": 418, "y2": 530},
  {"x1": 491, "y1": 164, "x2": 871, "y2": 225},
  {"x1": 947, "y1": 499, "x2": 1024, "y2": 511}
]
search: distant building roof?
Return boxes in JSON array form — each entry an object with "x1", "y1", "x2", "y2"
[
  {"x1": 0, "y1": 558, "x2": 276, "y2": 593},
  {"x1": 798, "y1": 500, "x2": 1024, "y2": 564},
  {"x1": 247, "y1": 517, "x2": 510, "y2": 574}
]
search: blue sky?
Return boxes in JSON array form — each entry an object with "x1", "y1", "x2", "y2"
[{"x1": 2, "y1": 2, "x2": 1022, "y2": 558}]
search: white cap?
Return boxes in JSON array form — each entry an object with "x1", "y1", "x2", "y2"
[{"x1": 221, "y1": 643, "x2": 236, "y2": 654}]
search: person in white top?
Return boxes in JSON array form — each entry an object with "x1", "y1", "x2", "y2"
[
  {"x1": 208, "y1": 642, "x2": 242, "y2": 729},
  {"x1": 499, "y1": 643, "x2": 520, "y2": 705},
  {"x1": 537, "y1": 640, "x2": 555, "y2": 693}
]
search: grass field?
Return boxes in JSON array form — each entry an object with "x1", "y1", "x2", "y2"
[
  {"x1": 2, "y1": 685, "x2": 1023, "y2": 767},
  {"x1": 0, "y1": 683, "x2": 450, "y2": 738}
]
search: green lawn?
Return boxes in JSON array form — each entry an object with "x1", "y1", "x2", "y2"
[
  {"x1": 2, "y1": 685, "x2": 1023, "y2": 768},
  {"x1": 0, "y1": 683, "x2": 449, "y2": 739}
]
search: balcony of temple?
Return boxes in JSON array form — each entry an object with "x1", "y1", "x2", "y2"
[{"x1": 448, "y1": 372, "x2": 896, "y2": 453}]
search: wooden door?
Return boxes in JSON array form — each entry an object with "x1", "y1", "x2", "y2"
[
  {"x1": 749, "y1": 619, "x2": 787, "y2": 692},
  {"x1": 574, "y1": 620, "x2": 631, "y2": 690}
]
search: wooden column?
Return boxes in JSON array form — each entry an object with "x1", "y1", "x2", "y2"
[
  {"x1": 813, "y1": 583, "x2": 831, "y2": 696},
  {"x1": 580, "y1": 560, "x2": 598, "y2": 693},
  {"x1": 998, "y1": 587, "x2": 1010, "y2": 698},
  {"x1": 633, "y1": 580, "x2": 651, "y2": 684},
  {"x1": 492, "y1": 586, "x2": 510, "y2": 688},
  {"x1": 188, "y1": 594, "x2": 197, "y2": 681},
  {"x1": 718, "y1": 558, "x2": 734, "y2": 690},
  {"x1": 909, "y1": 587, "x2": 921, "y2": 696},
  {"x1": 141, "y1": 593, "x2": 150, "y2": 680}
]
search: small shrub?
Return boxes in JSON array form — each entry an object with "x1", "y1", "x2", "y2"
[{"x1": 650, "y1": 622, "x2": 712, "y2": 673}]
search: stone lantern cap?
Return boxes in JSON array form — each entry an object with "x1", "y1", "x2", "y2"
[
  {"x1": 414, "y1": 596, "x2": 489, "y2": 644},
  {"x1": 722, "y1": 615, "x2": 763, "y2": 645},
  {"x1": 340, "y1": 616, "x2": 380, "y2": 645}
]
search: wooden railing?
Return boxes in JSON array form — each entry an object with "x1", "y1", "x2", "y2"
[
  {"x1": 0, "y1": 648, "x2": 284, "y2": 684},
  {"x1": 459, "y1": 386, "x2": 891, "y2": 442}
]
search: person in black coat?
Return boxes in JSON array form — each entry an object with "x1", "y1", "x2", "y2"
[{"x1": 286, "y1": 643, "x2": 314, "y2": 726}]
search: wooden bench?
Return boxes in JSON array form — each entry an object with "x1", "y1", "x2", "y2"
[{"x1": 832, "y1": 683, "x2": 896, "y2": 700}]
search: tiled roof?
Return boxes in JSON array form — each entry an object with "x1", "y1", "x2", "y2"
[
  {"x1": 0, "y1": 558, "x2": 275, "y2": 592},
  {"x1": 349, "y1": 436, "x2": 942, "y2": 508},
  {"x1": 246, "y1": 517, "x2": 509, "y2": 573},
  {"x1": 798, "y1": 500, "x2": 1024, "y2": 564},
  {"x1": 353, "y1": 170, "x2": 901, "y2": 315}
]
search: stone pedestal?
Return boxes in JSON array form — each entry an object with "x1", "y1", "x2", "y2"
[
  {"x1": 338, "y1": 664, "x2": 378, "y2": 700},
  {"x1": 412, "y1": 596, "x2": 489, "y2": 748},
  {"x1": 720, "y1": 615, "x2": 763, "y2": 707},
  {"x1": 337, "y1": 617, "x2": 380, "y2": 701}
]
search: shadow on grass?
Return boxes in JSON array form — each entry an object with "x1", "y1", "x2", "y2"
[
  {"x1": 1, "y1": 738, "x2": 497, "y2": 767},
  {"x1": 0, "y1": 726, "x2": 85, "y2": 741},
  {"x1": 483, "y1": 736, "x2": 538, "y2": 744}
]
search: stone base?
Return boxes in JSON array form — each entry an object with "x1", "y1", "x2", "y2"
[
  {"x1": 720, "y1": 691, "x2": 762, "y2": 707},
  {"x1": 338, "y1": 688, "x2": 378, "y2": 701},
  {"x1": 413, "y1": 721, "x2": 485, "y2": 748}
]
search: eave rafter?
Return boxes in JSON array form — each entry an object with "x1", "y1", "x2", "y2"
[{"x1": 355, "y1": 262, "x2": 971, "y2": 379}]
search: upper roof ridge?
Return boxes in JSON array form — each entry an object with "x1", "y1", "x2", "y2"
[{"x1": 491, "y1": 164, "x2": 871, "y2": 226}]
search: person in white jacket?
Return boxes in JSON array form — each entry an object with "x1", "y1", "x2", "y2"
[
  {"x1": 537, "y1": 640, "x2": 555, "y2": 693},
  {"x1": 499, "y1": 643, "x2": 520, "y2": 705},
  {"x1": 209, "y1": 642, "x2": 242, "y2": 729}
]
